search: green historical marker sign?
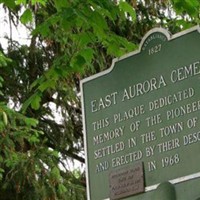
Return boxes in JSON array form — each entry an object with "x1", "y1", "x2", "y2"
[{"x1": 81, "y1": 26, "x2": 200, "y2": 200}]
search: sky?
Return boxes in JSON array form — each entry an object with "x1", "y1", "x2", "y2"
[{"x1": 0, "y1": 5, "x2": 31, "y2": 50}]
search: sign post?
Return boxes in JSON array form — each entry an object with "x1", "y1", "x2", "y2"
[{"x1": 81, "y1": 26, "x2": 200, "y2": 200}]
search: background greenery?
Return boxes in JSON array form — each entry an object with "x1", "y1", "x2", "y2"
[{"x1": 0, "y1": 0, "x2": 199, "y2": 199}]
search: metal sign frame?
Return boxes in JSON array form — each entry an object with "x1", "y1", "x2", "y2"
[{"x1": 81, "y1": 25, "x2": 200, "y2": 200}]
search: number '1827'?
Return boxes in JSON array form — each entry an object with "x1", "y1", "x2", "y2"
[{"x1": 148, "y1": 44, "x2": 162, "y2": 55}]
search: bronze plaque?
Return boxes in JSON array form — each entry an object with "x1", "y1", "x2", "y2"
[{"x1": 109, "y1": 163, "x2": 145, "y2": 200}]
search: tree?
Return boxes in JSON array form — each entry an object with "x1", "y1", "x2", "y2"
[{"x1": 0, "y1": 0, "x2": 199, "y2": 199}]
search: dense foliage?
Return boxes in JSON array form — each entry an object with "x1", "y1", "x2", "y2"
[{"x1": 0, "y1": 0, "x2": 199, "y2": 199}]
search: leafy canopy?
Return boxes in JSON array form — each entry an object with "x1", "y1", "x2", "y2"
[{"x1": 0, "y1": 0, "x2": 199, "y2": 199}]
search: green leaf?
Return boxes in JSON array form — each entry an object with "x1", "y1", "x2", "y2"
[
  {"x1": 32, "y1": 22, "x2": 51, "y2": 37},
  {"x1": 72, "y1": 32, "x2": 96, "y2": 46},
  {"x1": 91, "y1": 11, "x2": 108, "y2": 31},
  {"x1": 0, "y1": 52, "x2": 12, "y2": 67},
  {"x1": 20, "y1": 9, "x2": 33, "y2": 24},
  {"x1": 175, "y1": 19, "x2": 193, "y2": 29},
  {"x1": 29, "y1": 135, "x2": 40, "y2": 143},
  {"x1": 2, "y1": 111, "x2": 8, "y2": 126},
  {"x1": 24, "y1": 117, "x2": 38, "y2": 127},
  {"x1": 22, "y1": 92, "x2": 42, "y2": 112},
  {"x1": 5, "y1": 152, "x2": 19, "y2": 168},
  {"x1": 0, "y1": 91, "x2": 4, "y2": 96},
  {"x1": 105, "y1": 34, "x2": 136, "y2": 57},
  {"x1": 71, "y1": 55, "x2": 86, "y2": 72},
  {"x1": 107, "y1": 42, "x2": 122, "y2": 57},
  {"x1": 1, "y1": 0, "x2": 16, "y2": 9},
  {"x1": 0, "y1": 76, "x2": 4, "y2": 82},
  {"x1": 60, "y1": 8, "x2": 76, "y2": 31},
  {"x1": 0, "y1": 168, "x2": 4, "y2": 173},
  {"x1": 52, "y1": 151, "x2": 59, "y2": 158},
  {"x1": 54, "y1": 0, "x2": 69, "y2": 11},
  {"x1": 15, "y1": 0, "x2": 26, "y2": 5},
  {"x1": 58, "y1": 184, "x2": 67, "y2": 194},
  {"x1": 16, "y1": 0, "x2": 46, "y2": 5},
  {"x1": 31, "y1": 0, "x2": 47, "y2": 6},
  {"x1": 79, "y1": 48, "x2": 94, "y2": 64},
  {"x1": 50, "y1": 167, "x2": 61, "y2": 181},
  {"x1": 38, "y1": 79, "x2": 56, "y2": 92},
  {"x1": 119, "y1": 1, "x2": 136, "y2": 21},
  {"x1": 30, "y1": 76, "x2": 44, "y2": 90},
  {"x1": 185, "y1": 0, "x2": 199, "y2": 16},
  {"x1": 31, "y1": 94, "x2": 41, "y2": 110},
  {"x1": 172, "y1": 0, "x2": 200, "y2": 17}
]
